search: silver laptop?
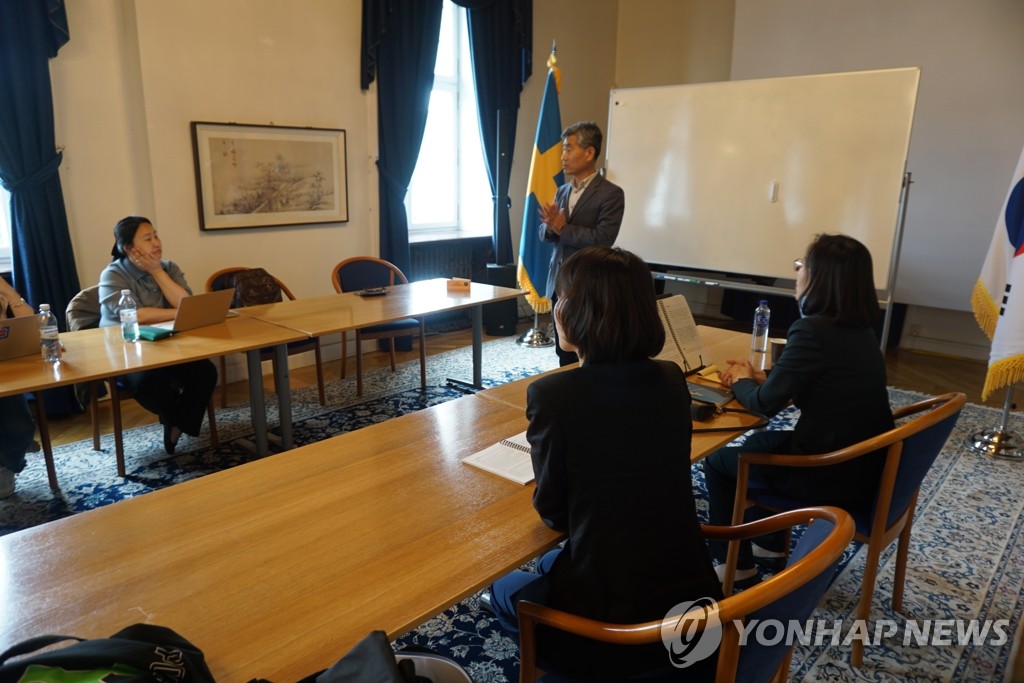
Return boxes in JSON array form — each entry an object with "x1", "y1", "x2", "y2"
[
  {"x1": 151, "y1": 288, "x2": 235, "y2": 332},
  {"x1": 0, "y1": 314, "x2": 42, "y2": 361}
]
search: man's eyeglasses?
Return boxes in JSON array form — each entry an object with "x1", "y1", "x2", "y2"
[{"x1": 793, "y1": 258, "x2": 804, "y2": 272}]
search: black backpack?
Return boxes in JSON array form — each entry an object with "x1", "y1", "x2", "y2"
[
  {"x1": 0, "y1": 624, "x2": 215, "y2": 683},
  {"x1": 227, "y1": 268, "x2": 283, "y2": 308}
]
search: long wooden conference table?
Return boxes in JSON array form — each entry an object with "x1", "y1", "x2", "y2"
[
  {"x1": 238, "y1": 278, "x2": 524, "y2": 390},
  {"x1": 0, "y1": 326, "x2": 756, "y2": 682},
  {"x1": 0, "y1": 316, "x2": 307, "y2": 485},
  {"x1": 1, "y1": 279, "x2": 523, "y2": 486}
]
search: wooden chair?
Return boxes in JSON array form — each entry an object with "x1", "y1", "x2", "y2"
[
  {"x1": 205, "y1": 267, "x2": 325, "y2": 408},
  {"x1": 723, "y1": 392, "x2": 967, "y2": 666},
  {"x1": 330, "y1": 257, "x2": 426, "y2": 396},
  {"x1": 518, "y1": 506, "x2": 854, "y2": 683},
  {"x1": 65, "y1": 285, "x2": 219, "y2": 477}
]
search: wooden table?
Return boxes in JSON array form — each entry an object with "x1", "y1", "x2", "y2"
[
  {"x1": 238, "y1": 278, "x2": 523, "y2": 389},
  {"x1": 478, "y1": 325, "x2": 767, "y2": 461},
  {"x1": 0, "y1": 328, "x2": 766, "y2": 682},
  {"x1": 0, "y1": 395, "x2": 560, "y2": 682},
  {"x1": 0, "y1": 317, "x2": 308, "y2": 482}
]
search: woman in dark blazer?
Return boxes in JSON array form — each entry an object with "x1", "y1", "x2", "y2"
[
  {"x1": 704, "y1": 233, "x2": 894, "y2": 586},
  {"x1": 489, "y1": 247, "x2": 721, "y2": 682}
]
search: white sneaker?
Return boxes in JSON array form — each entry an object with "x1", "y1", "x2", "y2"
[{"x1": 0, "y1": 468, "x2": 14, "y2": 498}]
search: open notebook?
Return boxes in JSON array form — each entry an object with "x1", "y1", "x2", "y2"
[
  {"x1": 654, "y1": 294, "x2": 708, "y2": 375},
  {"x1": 461, "y1": 431, "x2": 533, "y2": 485}
]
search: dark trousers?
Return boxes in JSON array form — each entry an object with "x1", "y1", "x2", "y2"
[
  {"x1": 549, "y1": 294, "x2": 578, "y2": 367},
  {"x1": 702, "y1": 430, "x2": 792, "y2": 568},
  {"x1": 0, "y1": 394, "x2": 35, "y2": 473},
  {"x1": 118, "y1": 359, "x2": 218, "y2": 436}
]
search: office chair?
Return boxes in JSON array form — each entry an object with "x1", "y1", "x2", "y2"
[
  {"x1": 330, "y1": 257, "x2": 426, "y2": 396},
  {"x1": 723, "y1": 392, "x2": 966, "y2": 666},
  {"x1": 518, "y1": 506, "x2": 854, "y2": 683},
  {"x1": 65, "y1": 285, "x2": 219, "y2": 477},
  {"x1": 206, "y1": 267, "x2": 325, "y2": 407}
]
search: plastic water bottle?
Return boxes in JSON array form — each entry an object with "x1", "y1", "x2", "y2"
[
  {"x1": 751, "y1": 300, "x2": 771, "y2": 353},
  {"x1": 118, "y1": 289, "x2": 140, "y2": 342},
  {"x1": 38, "y1": 304, "x2": 61, "y2": 363}
]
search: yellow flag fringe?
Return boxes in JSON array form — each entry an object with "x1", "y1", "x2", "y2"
[
  {"x1": 982, "y1": 355, "x2": 1024, "y2": 401},
  {"x1": 517, "y1": 262, "x2": 551, "y2": 314},
  {"x1": 971, "y1": 279, "x2": 999, "y2": 342}
]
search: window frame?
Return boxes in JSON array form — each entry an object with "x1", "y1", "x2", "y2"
[{"x1": 405, "y1": 3, "x2": 491, "y2": 244}]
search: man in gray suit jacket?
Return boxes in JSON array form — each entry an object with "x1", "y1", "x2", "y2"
[{"x1": 538, "y1": 121, "x2": 625, "y2": 365}]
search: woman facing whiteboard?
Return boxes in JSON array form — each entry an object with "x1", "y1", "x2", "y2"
[{"x1": 704, "y1": 234, "x2": 894, "y2": 587}]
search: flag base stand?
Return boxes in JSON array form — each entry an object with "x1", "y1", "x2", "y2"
[
  {"x1": 517, "y1": 311, "x2": 554, "y2": 348},
  {"x1": 967, "y1": 384, "x2": 1024, "y2": 460}
]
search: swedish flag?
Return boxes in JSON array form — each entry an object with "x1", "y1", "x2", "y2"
[{"x1": 517, "y1": 57, "x2": 564, "y2": 314}]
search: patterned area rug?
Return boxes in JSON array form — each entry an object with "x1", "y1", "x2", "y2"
[{"x1": 3, "y1": 343, "x2": 1022, "y2": 682}]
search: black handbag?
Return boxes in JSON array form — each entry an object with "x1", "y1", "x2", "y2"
[{"x1": 0, "y1": 623, "x2": 216, "y2": 683}]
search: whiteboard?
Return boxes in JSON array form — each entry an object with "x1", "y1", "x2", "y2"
[{"x1": 605, "y1": 68, "x2": 919, "y2": 291}]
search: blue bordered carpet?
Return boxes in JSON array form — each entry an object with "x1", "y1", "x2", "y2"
[{"x1": 2, "y1": 341, "x2": 1021, "y2": 682}]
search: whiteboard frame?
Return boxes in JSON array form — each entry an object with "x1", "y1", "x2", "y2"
[{"x1": 604, "y1": 68, "x2": 920, "y2": 295}]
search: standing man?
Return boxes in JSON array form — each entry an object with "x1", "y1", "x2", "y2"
[{"x1": 539, "y1": 121, "x2": 624, "y2": 365}]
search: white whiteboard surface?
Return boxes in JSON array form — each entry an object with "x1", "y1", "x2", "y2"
[{"x1": 605, "y1": 68, "x2": 919, "y2": 291}]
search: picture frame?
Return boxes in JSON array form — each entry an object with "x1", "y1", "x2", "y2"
[{"x1": 190, "y1": 122, "x2": 348, "y2": 230}]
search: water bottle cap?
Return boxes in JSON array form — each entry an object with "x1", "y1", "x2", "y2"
[
  {"x1": 121, "y1": 289, "x2": 131, "y2": 295},
  {"x1": 39, "y1": 303, "x2": 50, "y2": 311},
  {"x1": 759, "y1": 300, "x2": 768, "y2": 305}
]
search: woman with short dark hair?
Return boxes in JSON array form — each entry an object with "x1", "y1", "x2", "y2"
[
  {"x1": 704, "y1": 233, "x2": 894, "y2": 587},
  {"x1": 488, "y1": 246, "x2": 721, "y2": 682}
]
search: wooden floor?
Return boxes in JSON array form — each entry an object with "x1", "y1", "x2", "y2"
[{"x1": 42, "y1": 318, "x2": 1009, "y2": 449}]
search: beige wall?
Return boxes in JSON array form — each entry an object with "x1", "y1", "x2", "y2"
[
  {"x1": 53, "y1": 0, "x2": 372, "y2": 300},
  {"x1": 615, "y1": 0, "x2": 733, "y2": 87},
  {"x1": 46, "y1": 0, "x2": 732, "y2": 375}
]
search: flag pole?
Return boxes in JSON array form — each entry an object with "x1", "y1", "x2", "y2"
[
  {"x1": 516, "y1": 41, "x2": 560, "y2": 349},
  {"x1": 517, "y1": 309, "x2": 554, "y2": 347},
  {"x1": 967, "y1": 383, "x2": 1024, "y2": 459}
]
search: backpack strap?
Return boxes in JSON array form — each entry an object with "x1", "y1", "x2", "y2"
[{"x1": 0, "y1": 635, "x2": 83, "y2": 664}]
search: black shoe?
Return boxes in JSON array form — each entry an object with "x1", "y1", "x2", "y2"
[
  {"x1": 163, "y1": 425, "x2": 182, "y2": 454},
  {"x1": 732, "y1": 572, "x2": 762, "y2": 591},
  {"x1": 478, "y1": 592, "x2": 494, "y2": 614}
]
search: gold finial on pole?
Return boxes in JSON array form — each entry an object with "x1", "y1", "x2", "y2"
[{"x1": 547, "y1": 40, "x2": 560, "y2": 93}]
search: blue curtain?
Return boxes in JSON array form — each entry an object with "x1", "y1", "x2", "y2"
[
  {"x1": 0, "y1": 0, "x2": 79, "y2": 415},
  {"x1": 452, "y1": 0, "x2": 532, "y2": 265},
  {"x1": 361, "y1": 0, "x2": 444, "y2": 276},
  {"x1": 0, "y1": 0, "x2": 78, "y2": 322}
]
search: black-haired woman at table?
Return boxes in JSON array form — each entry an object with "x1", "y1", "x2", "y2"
[
  {"x1": 0, "y1": 276, "x2": 37, "y2": 497},
  {"x1": 703, "y1": 233, "x2": 894, "y2": 587},
  {"x1": 98, "y1": 215, "x2": 217, "y2": 455},
  {"x1": 487, "y1": 246, "x2": 721, "y2": 682}
]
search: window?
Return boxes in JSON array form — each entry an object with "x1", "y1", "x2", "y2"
[
  {"x1": 406, "y1": 3, "x2": 491, "y2": 241},
  {"x1": 0, "y1": 187, "x2": 11, "y2": 271}
]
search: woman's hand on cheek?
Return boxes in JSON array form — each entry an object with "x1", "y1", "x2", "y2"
[{"x1": 129, "y1": 248, "x2": 161, "y2": 273}]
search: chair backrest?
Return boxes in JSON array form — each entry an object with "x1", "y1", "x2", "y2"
[
  {"x1": 871, "y1": 392, "x2": 966, "y2": 529},
  {"x1": 517, "y1": 506, "x2": 854, "y2": 683},
  {"x1": 66, "y1": 285, "x2": 101, "y2": 331},
  {"x1": 331, "y1": 257, "x2": 409, "y2": 293},
  {"x1": 205, "y1": 266, "x2": 293, "y2": 307}
]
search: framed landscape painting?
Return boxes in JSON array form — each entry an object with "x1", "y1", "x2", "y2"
[{"x1": 191, "y1": 122, "x2": 348, "y2": 230}]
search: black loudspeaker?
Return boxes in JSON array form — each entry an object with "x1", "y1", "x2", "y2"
[{"x1": 484, "y1": 264, "x2": 518, "y2": 336}]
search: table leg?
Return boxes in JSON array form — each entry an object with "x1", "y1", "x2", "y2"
[
  {"x1": 246, "y1": 349, "x2": 269, "y2": 456},
  {"x1": 273, "y1": 344, "x2": 292, "y2": 450},
  {"x1": 472, "y1": 306, "x2": 483, "y2": 388},
  {"x1": 32, "y1": 392, "x2": 58, "y2": 490}
]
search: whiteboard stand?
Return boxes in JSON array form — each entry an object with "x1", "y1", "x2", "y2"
[{"x1": 878, "y1": 171, "x2": 913, "y2": 352}]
